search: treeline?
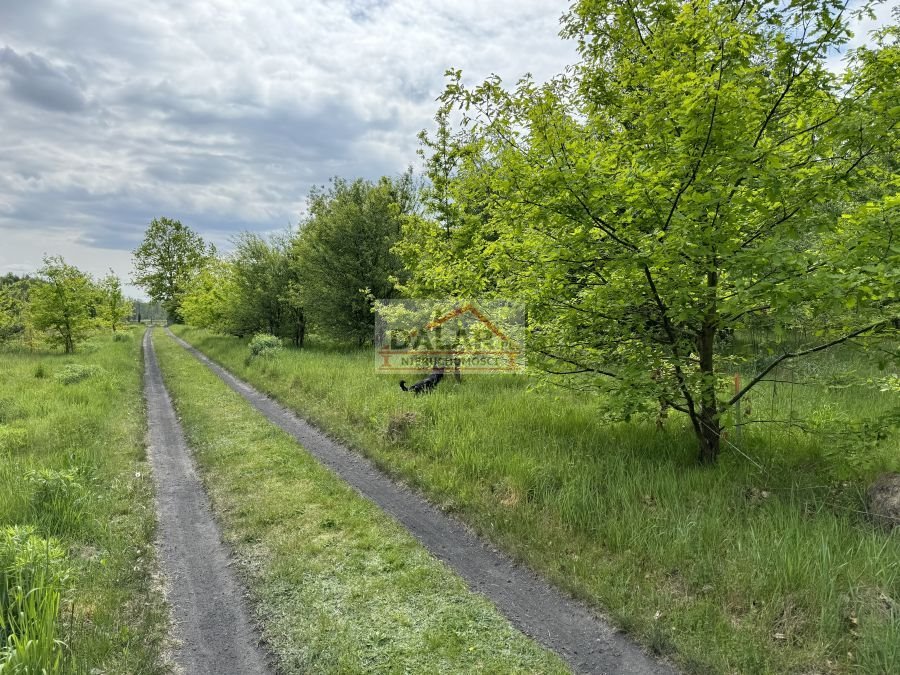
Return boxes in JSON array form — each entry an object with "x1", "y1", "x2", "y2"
[
  {"x1": 139, "y1": 173, "x2": 416, "y2": 347},
  {"x1": 0, "y1": 262, "x2": 153, "y2": 353},
  {"x1": 135, "y1": 0, "x2": 899, "y2": 463}
]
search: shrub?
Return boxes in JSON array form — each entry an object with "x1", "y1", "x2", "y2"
[
  {"x1": 33, "y1": 364, "x2": 47, "y2": 379},
  {"x1": 53, "y1": 364, "x2": 104, "y2": 385},
  {"x1": 0, "y1": 526, "x2": 69, "y2": 673},
  {"x1": 247, "y1": 334, "x2": 282, "y2": 363}
]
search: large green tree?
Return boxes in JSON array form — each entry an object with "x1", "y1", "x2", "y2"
[
  {"x1": 295, "y1": 173, "x2": 415, "y2": 344},
  {"x1": 229, "y1": 232, "x2": 306, "y2": 346},
  {"x1": 405, "y1": 0, "x2": 899, "y2": 462},
  {"x1": 29, "y1": 257, "x2": 96, "y2": 353},
  {"x1": 96, "y1": 271, "x2": 132, "y2": 332},
  {"x1": 132, "y1": 217, "x2": 210, "y2": 323}
]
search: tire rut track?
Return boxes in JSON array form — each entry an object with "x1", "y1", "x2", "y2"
[{"x1": 144, "y1": 328, "x2": 270, "y2": 675}]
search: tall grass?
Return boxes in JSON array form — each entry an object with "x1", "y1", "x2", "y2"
[
  {"x1": 0, "y1": 328, "x2": 168, "y2": 673},
  {"x1": 173, "y1": 326, "x2": 899, "y2": 674}
]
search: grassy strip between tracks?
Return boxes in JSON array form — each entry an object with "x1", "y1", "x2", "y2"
[
  {"x1": 170, "y1": 325, "x2": 900, "y2": 675},
  {"x1": 153, "y1": 329, "x2": 567, "y2": 673}
]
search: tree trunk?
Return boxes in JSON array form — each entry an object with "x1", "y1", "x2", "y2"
[
  {"x1": 696, "y1": 269, "x2": 720, "y2": 464},
  {"x1": 697, "y1": 403, "x2": 720, "y2": 464}
]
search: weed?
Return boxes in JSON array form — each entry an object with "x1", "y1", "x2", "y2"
[
  {"x1": 33, "y1": 364, "x2": 47, "y2": 379},
  {"x1": 0, "y1": 330, "x2": 167, "y2": 673},
  {"x1": 0, "y1": 426, "x2": 27, "y2": 454},
  {"x1": 0, "y1": 526, "x2": 69, "y2": 673}
]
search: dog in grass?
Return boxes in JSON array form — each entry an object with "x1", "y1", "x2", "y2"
[{"x1": 399, "y1": 367, "x2": 445, "y2": 395}]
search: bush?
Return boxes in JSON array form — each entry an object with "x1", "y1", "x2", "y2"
[
  {"x1": 0, "y1": 526, "x2": 69, "y2": 672},
  {"x1": 33, "y1": 364, "x2": 47, "y2": 379},
  {"x1": 53, "y1": 364, "x2": 104, "y2": 385},
  {"x1": 247, "y1": 334, "x2": 282, "y2": 363}
]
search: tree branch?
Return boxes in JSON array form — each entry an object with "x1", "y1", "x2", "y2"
[{"x1": 726, "y1": 319, "x2": 894, "y2": 409}]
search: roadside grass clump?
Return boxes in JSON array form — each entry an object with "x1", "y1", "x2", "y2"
[
  {"x1": 26, "y1": 469, "x2": 87, "y2": 535},
  {"x1": 154, "y1": 330, "x2": 568, "y2": 674},
  {"x1": 385, "y1": 410, "x2": 419, "y2": 444},
  {"x1": 0, "y1": 327, "x2": 168, "y2": 673},
  {"x1": 53, "y1": 363, "x2": 105, "y2": 385},
  {"x1": 0, "y1": 526, "x2": 69, "y2": 673},
  {"x1": 246, "y1": 333, "x2": 282, "y2": 365},
  {"x1": 172, "y1": 325, "x2": 900, "y2": 674}
]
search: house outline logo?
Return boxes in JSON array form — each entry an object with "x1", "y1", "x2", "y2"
[{"x1": 376, "y1": 301, "x2": 523, "y2": 373}]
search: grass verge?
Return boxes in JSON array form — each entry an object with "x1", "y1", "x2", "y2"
[
  {"x1": 170, "y1": 326, "x2": 899, "y2": 674},
  {"x1": 153, "y1": 329, "x2": 567, "y2": 673},
  {"x1": 0, "y1": 328, "x2": 167, "y2": 673}
]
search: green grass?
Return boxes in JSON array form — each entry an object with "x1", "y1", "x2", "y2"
[
  {"x1": 172, "y1": 325, "x2": 899, "y2": 675},
  {"x1": 0, "y1": 328, "x2": 168, "y2": 673},
  {"x1": 152, "y1": 329, "x2": 568, "y2": 674}
]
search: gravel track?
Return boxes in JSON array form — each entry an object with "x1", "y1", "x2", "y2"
[
  {"x1": 167, "y1": 328, "x2": 676, "y2": 675},
  {"x1": 143, "y1": 329, "x2": 270, "y2": 675}
]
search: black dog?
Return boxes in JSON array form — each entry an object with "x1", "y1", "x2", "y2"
[{"x1": 399, "y1": 367, "x2": 445, "y2": 395}]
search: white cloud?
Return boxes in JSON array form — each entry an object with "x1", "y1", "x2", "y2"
[
  {"x1": 0, "y1": 0, "x2": 895, "y2": 298},
  {"x1": 0, "y1": 0, "x2": 576, "y2": 296}
]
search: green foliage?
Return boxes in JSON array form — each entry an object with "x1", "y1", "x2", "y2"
[
  {"x1": 95, "y1": 271, "x2": 131, "y2": 333},
  {"x1": 295, "y1": 173, "x2": 415, "y2": 344},
  {"x1": 407, "y1": 0, "x2": 899, "y2": 462},
  {"x1": 247, "y1": 333, "x2": 282, "y2": 362},
  {"x1": 0, "y1": 526, "x2": 69, "y2": 674},
  {"x1": 180, "y1": 257, "x2": 237, "y2": 333},
  {"x1": 229, "y1": 233, "x2": 305, "y2": 345},
  {"x1": 28, "y1": 257, "x2": 95, "y2": 354},
  {"x1": 132, "y1": 217, "x2": 211, "y2": 323},
  {"x1": 181, "y1": 234, "x2": 307, "y2": 346},
  {"x1": 53, "y1": 364, "x2": 104, "y2": 385}
]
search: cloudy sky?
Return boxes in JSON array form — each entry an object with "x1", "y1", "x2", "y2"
[{"x1": 0, "y1": 0, "x2": 894, "y2": 297}]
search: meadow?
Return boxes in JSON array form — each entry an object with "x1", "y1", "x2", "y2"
[
  {"x1": 172, "y1": 325, "x2": 899, "y2": 674},
  {"x1": 0, "y1": 328, "x2": 167, "y2": 673}
]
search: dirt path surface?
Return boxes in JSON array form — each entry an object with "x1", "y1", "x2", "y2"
[
  {"x1": 168, "y1": 329, "x2": 676, "y2": 675},
  {"x1": 143, "y1": 329, "x2": 270, "y2": 675}
]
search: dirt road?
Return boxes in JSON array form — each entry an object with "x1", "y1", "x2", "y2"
[
  {"x1": 143, "y1": 329, "x2": 270, "y2": 675},
  {"x1": 168, "y1": 329, "x2": 675, "y2": 675}
]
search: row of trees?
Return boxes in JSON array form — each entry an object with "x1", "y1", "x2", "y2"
[
  {"x1": 135, "y1": 174, "x2": 416, "y2": 346},
  {"x1": 0, "y1": 259, "x2": 132, "y2": 353},
  {"x1": 132, "y1": 0, "x2": 898, "y2": 463}
]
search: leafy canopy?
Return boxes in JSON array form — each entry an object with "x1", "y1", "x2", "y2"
[
  {"x1": 29, "y1": 256, "x2": 96, "y2": 354},
  {"x1": 132, "y1": 217, "x2": 211, "y2": 323},
  {"x1": 405, "y1": 0, "x2": 899, "y2": 462},
  {"x1": 295, "y1": 173, "x2": 416, "y2": 345}
]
